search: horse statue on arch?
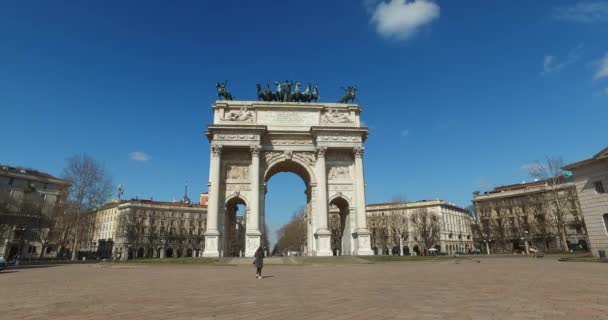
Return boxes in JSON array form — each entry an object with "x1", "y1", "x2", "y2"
[
  {"x1": 311, "y1": 83, "x2": 319, "y2": 102},
  {"x1": 256, "y1": 84, "x2": 271, "y2": 101},
  {"x1": 216, "y1": 81, "x2": 233, "y2": 100},
  {"x1": 291, "y1": 81, "x2": 302, "y2": 102},
  {"x1": 339, "y1": 86, "x2": 356, "y2": 103}
]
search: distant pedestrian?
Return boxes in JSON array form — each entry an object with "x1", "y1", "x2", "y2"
[{"x1": 253, "y1": 246, "x2": 264, "y2": 279}]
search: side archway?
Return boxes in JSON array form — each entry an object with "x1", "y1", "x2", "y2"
[{"x1": 224, "y1": 196, "x2": 247, "y2": 257}]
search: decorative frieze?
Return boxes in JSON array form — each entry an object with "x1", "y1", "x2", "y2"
[
  {"x1": 214, "y1": 134, "x2": 258, "y2": 141},
  {"x1": 262, "y1": 136, "x2": 314, "y2": 146},
  {"x1": 225, "y1": 184, "x2": 251, "y2": 192},
  {"x1": 328, "y1": 184, "x2": 353, "y2": 191},
  {"x1": 322, "y1": 109, "x2": 353, "y2": 124},
  {"x1": 318, "y1": 135, "x2": 361, "y2": 143},
  {"x1": 221, "y1": 107, "x2": 255, "y2": 122}
]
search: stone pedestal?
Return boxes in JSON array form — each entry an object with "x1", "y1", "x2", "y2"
[
  {"x1": 245, "y1": 231, "x2": 261, "y2": 257},
  {"x1": 203, "y1": 231, "x2": 220, "y2": 257},
  {"x1": 315, "y1": 229, "x2": 333, "y2": 256},
  {"x1": 355, "y1": 229, "x2": 373, "y2": 256}
]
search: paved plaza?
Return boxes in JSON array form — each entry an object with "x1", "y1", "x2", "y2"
[{"x1": 1, "y1": 257, "x2": 607, "y2": 320}]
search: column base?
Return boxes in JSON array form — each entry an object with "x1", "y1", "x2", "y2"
[
  {"x1": 245, "y1": 231, "x2": 262, "y2": 258},
  {"x1": 354, "y1": 229, "x2": 374, "y2": 256},
  {"x1": 203, "y1": 230, "x2": 220, "y2": 258},
  {"x1": 315, "y1": 229, "x2": 333, "y2": 256}
]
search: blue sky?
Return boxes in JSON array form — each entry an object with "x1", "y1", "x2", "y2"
[{"x1": 2, "y1": 1, "x2": 607, "y2": 242}]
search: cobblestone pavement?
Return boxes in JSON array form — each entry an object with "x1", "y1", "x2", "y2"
[{"x1": 1, "y1": 257, "x2": 607, "y2": 320}]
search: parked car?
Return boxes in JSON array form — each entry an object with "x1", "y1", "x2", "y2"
[
  {"x1": 528, "y1": 247, "x2": 539, "y2": 254},
  {"x1": 0, "y1": 255, "x2": 7, "y2": 271}
]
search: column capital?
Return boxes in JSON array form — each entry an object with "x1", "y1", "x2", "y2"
[
  {"x1": 353, "y1": 147, "x2": 364, "y2": 158},
  {"x1": 211, "y1": 144, "x2": 223, "y2": 157},
  {"x1": 250, "y1": 145, "x2": 262, "y2": 157},
  {"x1": 316, "y1": 147, "x2": 328, "y2": 158}
]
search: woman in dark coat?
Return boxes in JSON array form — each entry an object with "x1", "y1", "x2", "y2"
[{"x1": 254, "y1": 246, "x2": 264, "y2": 279}]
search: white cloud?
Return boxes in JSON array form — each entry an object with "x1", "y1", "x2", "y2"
[
  {"x1": 554, "y1": 1, "x2": 608, "y2": 23},
  {"x1": 401, "y1": 129, "x2": 410, "y2": 137},
  {"x1": 594, "y1": 53, "x2": 608, "y2": 79},
  {"x1": 370, "y1": 0, "x2": 440, "y2": 41},
  {"x1": 129, "y1": 151, "x2": 150, "y2": 162},
  {"x1": 541, "y1": 45, "x2": 583, "y2": 75},
  {"x1": 542, "y1": 55, "x2": 556, "y2": 73}
]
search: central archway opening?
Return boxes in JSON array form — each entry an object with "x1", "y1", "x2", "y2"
[{"x1": 265, "y1": 160, "x2": 312, "y2": 256}]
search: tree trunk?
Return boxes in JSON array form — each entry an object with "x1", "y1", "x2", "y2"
[
  {"x1": 39, "y1": 243, "x2": 46, "y2": 259},
  {"x1": 485, "y1": 242, "x2": 490, "y2": 255},
  {"x1": 71, "y1": 210, "x2": 81, "y2": 261},
  {"x1": 560, "y1": 226, "x2": 569, "y2": 252},
  {"x1": 399, "y1": 237, "x2": 404, "y2": 256}
]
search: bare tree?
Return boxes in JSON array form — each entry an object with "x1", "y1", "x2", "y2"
[
  {"x1": 274, "y1": 208, "x2": 307, "y2": 255},
  {"x1": 390, "y1": 193, "x2": 408, "y2": 203},
  {"x1": 387, "y1": 212, "x2": 409, "y2": 255},
  {"x1": 410, "y1": 208, "x2": 440, "y2": 255},
  {"x1": 367, "y1": 214, "x2": 389, "y2": 254},
  {"x1": 62, "y1": 154, "x2": 113, "y2": 260},
  {"x1": 119, "y1": 208, "x2": 146, "y2": 258},
  {"x1": 527, "y1": 156, "x2": 580, "y2": 252},
  {"x1": 48, "y1": 201, "x2": 77, "y2": 258}
]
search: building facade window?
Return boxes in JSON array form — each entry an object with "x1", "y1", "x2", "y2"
[
  {"x1": 604, "y1": 214, "x2": 608, "y2": 235},
  {"x1": 594, "y1": 181, "x2": 605, "y2": 194}
]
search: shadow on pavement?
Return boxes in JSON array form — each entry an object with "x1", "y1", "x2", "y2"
[{"x1": 9, "y1": 264, "x2": 60, "y2": 270}]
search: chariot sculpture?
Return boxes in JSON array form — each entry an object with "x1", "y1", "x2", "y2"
[
  {"x1": 256, "y1": 80, "x2": 319, "y2": 102},
  {"x1": 216, "y1": 81, "x2": 358, "y2": 103}
]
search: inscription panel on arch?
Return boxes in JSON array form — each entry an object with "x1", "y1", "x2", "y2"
[{"x1": 256, "y1": 110, "x2": 319, "y2": 128}]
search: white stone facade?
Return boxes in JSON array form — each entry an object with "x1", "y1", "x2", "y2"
[
  {"x1": 366, "y1": 200, "x2": 474, "y2": 255},
  {"x1": 564, "y1": 147, "x2": 608, "y2": 258},
  {"x1": 204, "y1": 100, "x2": 373, "y2": 257}
]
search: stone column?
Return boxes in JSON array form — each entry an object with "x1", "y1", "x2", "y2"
[
  {"x1": 315, "y1": 147, "x2": 332, "y2": 256},
  {"x1": 353, "y1": 147, "x2": 373, "y2": 255},
  {"x1": 245, "y1": 146, "x2": 262, "y2": 257},
  {"x1": 203, "y1": 144, "x2": 222, "y2": 257}
]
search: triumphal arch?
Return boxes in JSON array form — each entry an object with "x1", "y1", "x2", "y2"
[{"x1": 203, "y1": 100, "x2": 373, "y2": 257}]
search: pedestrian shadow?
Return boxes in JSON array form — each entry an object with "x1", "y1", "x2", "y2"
[{"x1": 261, "y1": 275, "x2": 274, "y2": 279}]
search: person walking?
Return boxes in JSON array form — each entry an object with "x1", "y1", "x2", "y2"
[{"x1": 253, "y1": 246, "x2": 264, "y2": 279}]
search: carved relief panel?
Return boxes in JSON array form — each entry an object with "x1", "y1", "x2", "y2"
[
  {"x1": 328, "y1": 165, "x2": 350, "y2": 181},
  {"x1": 225, "y1": 165, "x2": 249, "y2": 181}
]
